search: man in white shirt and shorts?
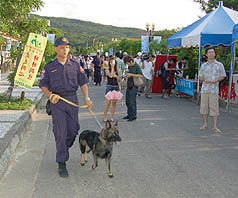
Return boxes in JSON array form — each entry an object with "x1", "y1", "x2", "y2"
[{"x1": 198, "y1": 47, "x2": 226, "y2": 133}]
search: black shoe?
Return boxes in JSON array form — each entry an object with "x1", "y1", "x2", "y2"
[
  {"x1": 58, "y1": 162, "x2": 68, "y2": 177},
  {"x1": 128, "y1": 117, "x2": 137, "y2": 122},
  {"x1": 123, "y1": 116, "x2": 129, "y2": 119},
  {"x1": 138, "y1": 93, "x2": 141, "y2": 96}
]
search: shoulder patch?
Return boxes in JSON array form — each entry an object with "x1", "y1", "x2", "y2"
[
  {"x1": 40, "y1": 70, "x2": 45, "y2": 80},
  {"x1": 80, "y1": 66, "x2": 85, "y2": 73}
]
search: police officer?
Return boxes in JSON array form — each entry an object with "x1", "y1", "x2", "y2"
[
  {"x1": 91, "y1": 52, "x2": 102, "y2": 86},
  {"x1": 39, "y1": 37, "x2": 93, "y2": 177}
]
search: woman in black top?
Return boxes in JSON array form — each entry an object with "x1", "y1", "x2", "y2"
[
  {"x1": 103, "y1": 57, "x2": 121, "y2": 122},
  {"x1": 162, "y1": 58, "x2": 176, "y2": 98}
]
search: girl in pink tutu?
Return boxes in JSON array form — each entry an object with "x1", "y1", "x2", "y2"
[{"x1": 103, "y1": 56, "x2": 121, "y2": 122}]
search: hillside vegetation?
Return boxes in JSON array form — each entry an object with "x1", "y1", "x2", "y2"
[{"x1": 36, "y1": 15, "x2": 146, "y2": 46}]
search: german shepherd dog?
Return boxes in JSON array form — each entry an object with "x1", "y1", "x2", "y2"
[{"x1": 79, "y1": 120, "x2": 121, "y2": 178}]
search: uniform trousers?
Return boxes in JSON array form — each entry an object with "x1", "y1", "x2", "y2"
[
  {"x1": 94, "y1": 67, "x2": 102, "y2": 84},
  {"x1": 51, "y1": 95, "x2": 80, "y2": 163}
]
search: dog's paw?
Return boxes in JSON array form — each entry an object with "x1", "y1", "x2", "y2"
[
  {"x1": 80, "y1": 162, "x2": 85, "y2": 166},
  {"x1": 108, "y1": 173, "x2": 114, "y2": 178},
  {"x1": 92, "y1": 165, "x2": 97, "y2": 169}
]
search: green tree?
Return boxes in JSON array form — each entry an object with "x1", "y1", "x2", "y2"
[
  {"x1": 193, "y1": 0, "x2": 238, "y2": 13},
  {"x1": 0, "y1": 0, "x2": 48, "y2": 101},
  {"x1": 39, "y1": 27, "x2": 63, "y2": 73}
]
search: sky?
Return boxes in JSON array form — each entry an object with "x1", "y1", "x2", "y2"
[{"x1": 34, "y1": 0, "x2": 205, "y2": 30}]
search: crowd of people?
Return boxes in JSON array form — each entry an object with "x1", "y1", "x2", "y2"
[
  {"x1": 39, "y1": 37, "x2": 226, "y2": 177},
  {"x1": 69, "y1": 47, "x2": 227, "y2": 134}
]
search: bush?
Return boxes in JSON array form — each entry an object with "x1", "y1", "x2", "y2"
[{"x1": 0, "y1": 94, "x2": 33, "y2": 110}]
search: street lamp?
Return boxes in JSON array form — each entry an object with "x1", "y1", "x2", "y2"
[{"x1": 146, "y1": 23, "x2": 155, "y2": 42}]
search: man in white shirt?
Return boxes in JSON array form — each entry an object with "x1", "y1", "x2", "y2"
[
  {"x1": 138, "y1": 56, "x2": 154, "y2": 99},
  {"x1": 134, "y1": 52, "x2": 142, "y2": 68},
  {"x1": 198, "y1": 47, "x2": 226, "y2": 133}
]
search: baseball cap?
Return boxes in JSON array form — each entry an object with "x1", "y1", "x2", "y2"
[
  {"x1": 137, "y1": 52, "x2": 142, "y2": 56},
  {"x1": 54, "y1": 37, "x2": 71, "y2": 47}
]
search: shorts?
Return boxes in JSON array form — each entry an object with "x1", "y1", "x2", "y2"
[
  {"x1": 200, "y1": 93, "x2": 219, "y2": 116},
  {"x1": 105, "y1": 85, "x2": 120, "y2": 95}
]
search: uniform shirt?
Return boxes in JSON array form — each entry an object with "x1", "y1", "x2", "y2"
[
  {"x1": 92, "y1": 57, "x2": 102, "y2": 68},
  {"x1": 39, "y1": 58, "x2": 89, "y2": 93},
  {"x1": 142, "y1": 60, "x2": 153, "y2": 80},
  {"x1": 198, "y1": 60, "x2": 226, "y2": 94}
]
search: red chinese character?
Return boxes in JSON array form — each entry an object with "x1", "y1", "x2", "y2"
[
  {"x1": 29, "y1": 67, "x2": 35, "y2": 74},
  {"x1": 34, "y1": 55, "x2": 39, "y2": 61},
  {"x1": 27, "y1": 74, "x2": 33, "y2": 80},
  {"x1": 25, "y1": 52, "x2": 30, "y2": 59},
  {"x1": 19, "y1": 71, "x2": 24, "y2": 77},
  {"x1": 23, "y1": 58, "x2": 27, "y2": 65},
  {"x1": 32, "y1": 62, "x2": 37, "y2": 67},
  {"x1": 21, "y1": 64, "x2": 27, "y2": 71}
]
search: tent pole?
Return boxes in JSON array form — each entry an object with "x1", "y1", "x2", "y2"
[
  {"x1": 197, "y1": 46, "x2": 202, "y2": 100},
  {"x1": 226, "y1": 42, "x2": 237, "y2": 114},
  {"x1": 166, "y1": 48, "x2": 169, "y2": 61}
]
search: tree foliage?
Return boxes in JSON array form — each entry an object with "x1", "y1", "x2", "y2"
[
  {"x1": 193, "y1": 0, "x2": 238, "y2": 13},
  {"x1": 0, "y1": 0, "x2": 47, "y2": 40},
  {"x1": 35, "y1": 15, "x2": 146, "y2": 48},
  {"x1": 0, "y1": 0, "x2": 51, "y2": 100}
]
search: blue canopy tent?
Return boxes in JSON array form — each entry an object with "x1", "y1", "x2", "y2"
[
  {"x1": 167, "y1": 1, "x2": 238, "y2": 98},
  {"x1": 227, "y1": 23, "x2": 238, "y2": 112}
]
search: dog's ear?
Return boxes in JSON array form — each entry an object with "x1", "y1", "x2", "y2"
[
  {"x1": 105, "y1": 120, "x2": 111, "y2": 129},
  {"x1": 114, "y1": 120, "x2": 118, "y2": 127}
]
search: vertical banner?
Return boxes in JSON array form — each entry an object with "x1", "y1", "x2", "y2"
[
  {"x1": 14, "y1": 33, "x2": 47, "y2": 90},
  {"x1": 109, "y1": 48, "x2": 114, "y2": 56},
  {"x1": 153, "y1": 36, "x2": 162, "y2": 44},
  {"x1": 141, "y1": 36, "x2": 150, "y2": 54},
  {"x1": 46, "y1": 34, "x2": 55, "y2": 44}
]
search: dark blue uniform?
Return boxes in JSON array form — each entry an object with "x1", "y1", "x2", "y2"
[
  {"x1": 39, "y1": 58, "x2": 88, "y2": 163},
  {"x1": 92, "y1": 57, "x2": 102, "y2": 85}
]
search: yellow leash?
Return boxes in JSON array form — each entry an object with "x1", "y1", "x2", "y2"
[
  {"x1": 57, "y1": 96, "x2": 104, "y2": 129},
  {"x1": 58, "y1": 96, "x2": 88, "y2": 108}
]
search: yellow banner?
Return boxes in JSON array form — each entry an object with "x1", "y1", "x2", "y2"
[{"x1": 14, "y1": 33, "x2": 47, "y2": 90}]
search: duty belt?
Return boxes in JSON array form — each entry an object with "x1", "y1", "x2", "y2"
[{"x1": 52, "y1": 91, "x2": 76, "y2": 97}]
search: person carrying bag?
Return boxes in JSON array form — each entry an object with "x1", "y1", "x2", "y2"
[{"x1": 122, "y1": 55, "x2": 143, "y2": 122}]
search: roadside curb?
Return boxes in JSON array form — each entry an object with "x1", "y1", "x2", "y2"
[{"x1": 0, "y1": 91, "x2": 45, "y2": 178}]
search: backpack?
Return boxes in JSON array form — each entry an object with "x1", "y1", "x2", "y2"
[{"x1": 157, "y1": 64, "x2": 165, "y2": 78}]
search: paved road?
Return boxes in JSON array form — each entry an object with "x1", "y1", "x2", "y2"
[{"x1": 1, "y1": 82, "x2": 238, "y2": 198}]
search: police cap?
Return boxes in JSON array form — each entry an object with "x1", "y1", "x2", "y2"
[{"x1": 54, "y1": 37, "x2": 71, "y2": 47}]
